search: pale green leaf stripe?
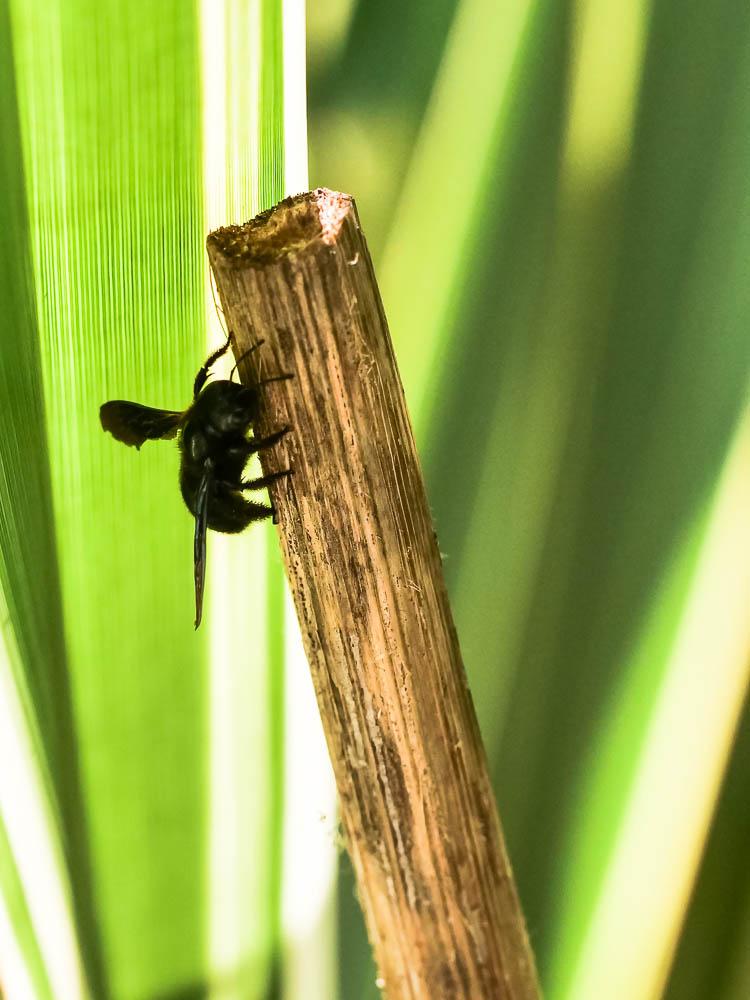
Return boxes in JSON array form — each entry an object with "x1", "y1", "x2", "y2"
[
  {"x1": 202, "y1": 4, "x2": 337, "y2": 996},
  {"x1": 0, "y1": 616, "x2": 86, "y2": 1000},
  {"x1": 0, "y1": 810, "x2": 52, "y2": 1000},
  {"x1": 9, "y1": 2, "x2": 207, "y2": 997},
  {"x1": 556, "y1": 405, "x2": 750, "y2": 999},
  {"x1": 379, "y1": 0, "x2": 539, "y2": 432},
  {"x1": 260, "y1": 0, "x2": 285, "y2": 207},
  {"x1": 545, "y1": 499, "x2": 708, "y2": 996},
  {"x1": 279, "y1": 596, "x2": 338, "y2": 1000},
  {"x1": 259, "y1": 9, "x2": 287, "y2": 991},
  {"x1": 279, "y1": 3, "x2": 339, "y2": 997},
  {"x1": 665, "y1": 692, "x2": 750, "y2": 1000},
  {"x1": 200, "y1": 2, "x2": 287, "y2": 996}
]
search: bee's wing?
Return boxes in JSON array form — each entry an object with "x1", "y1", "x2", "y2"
[
  {"x1": 193, "y1": 472, "x2": 211, "y2": 629},
  {"x1": 100, "y1": 400, "x2": 183, "y2": 449}
]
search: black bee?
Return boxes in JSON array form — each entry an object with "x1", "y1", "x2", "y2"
[{"x1": 100, "y1": 336, "x2": 291, "y2": 628}]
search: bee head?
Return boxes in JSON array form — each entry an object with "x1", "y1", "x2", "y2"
[{"x1": 199, "y1": 380, "x2": 259, "y2": 433}]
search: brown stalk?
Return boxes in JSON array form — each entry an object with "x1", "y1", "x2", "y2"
[{"x1": 207, "y1": 188, "x2": 540, "y2": 1000}]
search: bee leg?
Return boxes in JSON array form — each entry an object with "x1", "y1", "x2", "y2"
[
  {"x1": 214, "y1": 469, "x2": 292, "y2": 493},
  {"x1": 193, "y1": 335, "x2": 232, "y2": 398},
  {"x1": 239, "y1": 469, "x2": 293, "y2": 491},
  {"x1": 257, "y1": 372, "x2": 294, "y2": 387},
  {"x1": 247, "y1": 426, "x2": 291, "y2": 454}
]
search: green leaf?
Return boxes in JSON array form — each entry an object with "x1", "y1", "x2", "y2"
[
  {"x1": 1, "y1": 0, "x2": 292, "y2": 996},
  {"x1": 316, "y1": 0, "x2": 750, "y2": 994},
  {"x1": 9, "y1": 2, "x2": 208, "y2": 993}
]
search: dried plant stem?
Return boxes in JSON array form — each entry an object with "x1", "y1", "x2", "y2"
[{"x1": 207, "y1": 189, "x2": 540, "y2": 1000}]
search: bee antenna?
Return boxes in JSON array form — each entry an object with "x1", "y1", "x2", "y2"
[{"x1": 230, "y1": 340, "x2": 265, "y2": 382}]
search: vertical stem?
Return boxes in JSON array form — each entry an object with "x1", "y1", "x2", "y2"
[{"x1": 208, "y1": 189, "x2": 540, "y2": 1000}]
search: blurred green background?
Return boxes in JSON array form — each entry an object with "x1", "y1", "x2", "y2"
[{"x1": 1, "y1": 0, "x2": 749, "y2": 998}]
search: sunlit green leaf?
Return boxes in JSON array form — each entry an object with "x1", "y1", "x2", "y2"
[{"x1": 1, "y1": 0, "x2": 291, "y2": 996}]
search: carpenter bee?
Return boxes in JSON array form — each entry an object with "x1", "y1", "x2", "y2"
[{"x1": 100, "y1": 336, "x2": 291, "y2": 628}]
